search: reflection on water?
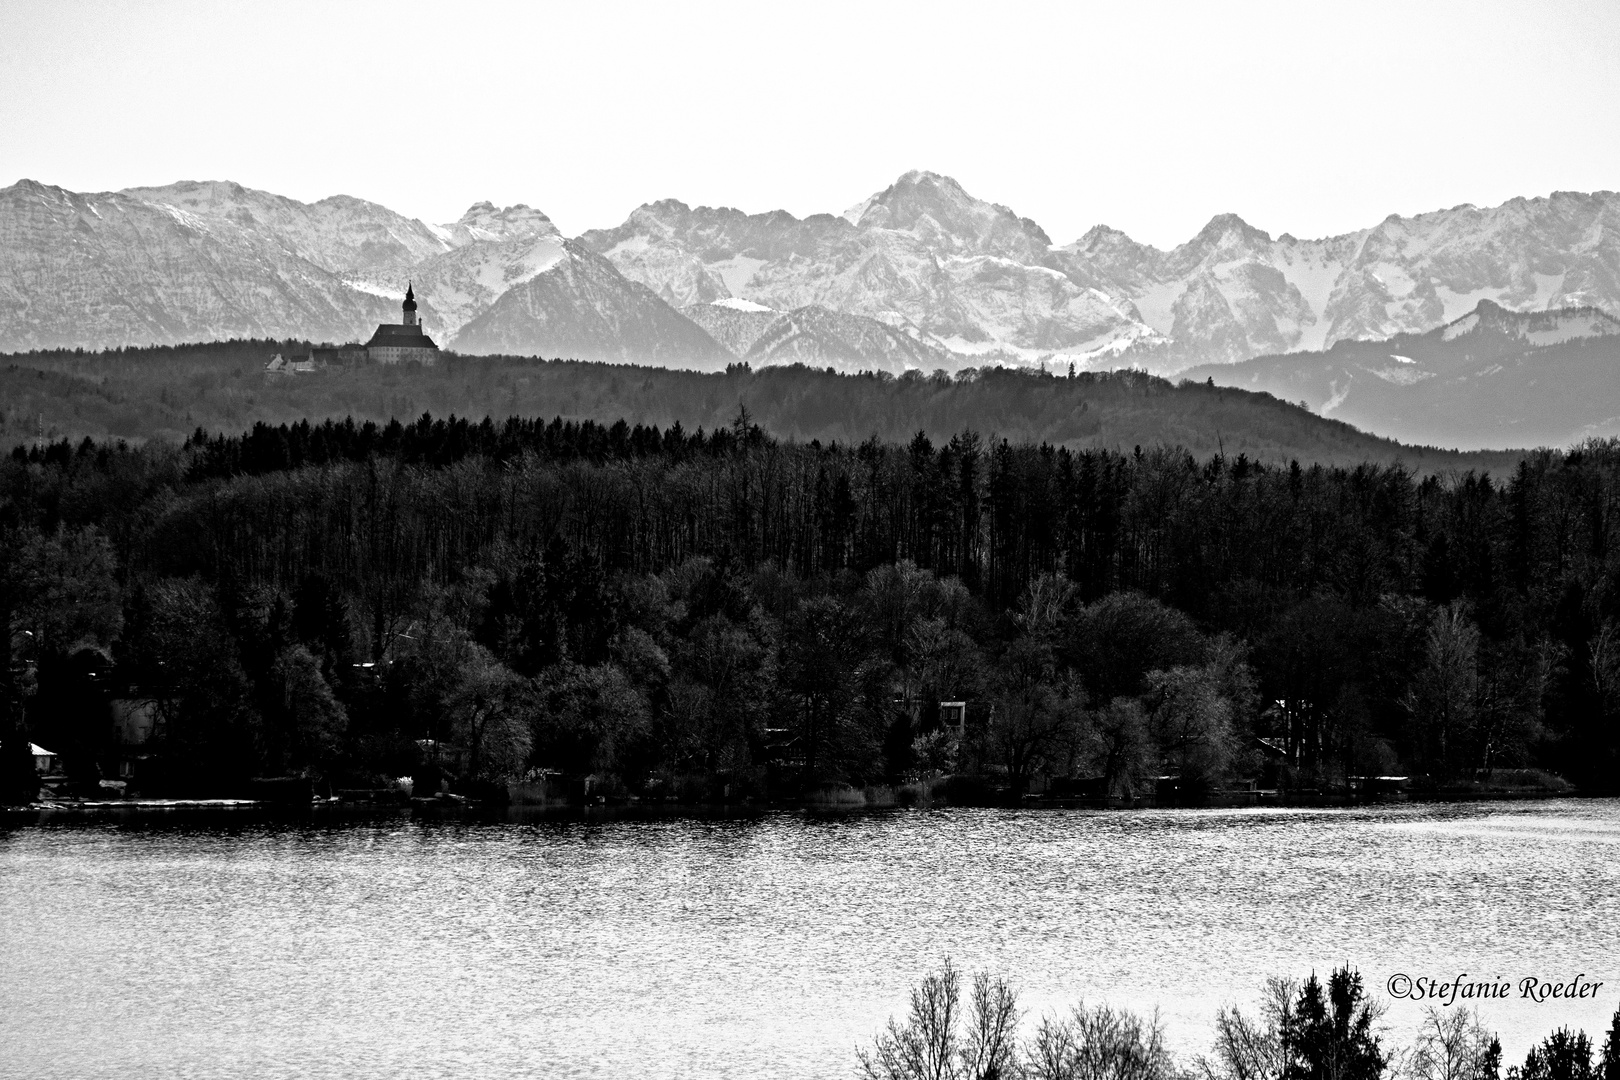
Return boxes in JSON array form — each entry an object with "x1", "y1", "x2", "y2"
[{"x1": 2, "y1": 800, "x2": 1617, "y2": 1080}]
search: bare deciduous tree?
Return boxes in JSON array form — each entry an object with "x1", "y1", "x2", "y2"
[
  {"x1": 1199, "y1": 977, "x2": 1299, "y2": 1080},
  {"x1": 1411, "y1": 1008, "x2": 1500, "y2": 1080},
  {"x1": 1026, "y1": 1001, "x2": 1175, "y2": 1080},
  {"x1": 859, "y1": 962, "x2": 1021, "y2": 1080}
]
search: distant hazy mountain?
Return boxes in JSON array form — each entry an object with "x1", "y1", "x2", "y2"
[
  {"x1": 681, "y1": 298, "x2": 780, "y2": 356},
  {"x1": 452, "y1": 240, "x2": 731, "y2": 366},
  {"x1": 6, "y1": 173, "x2": 1620, "y2": 395},
  {"x1": 1182, "y1": 300, "x2": 1620, "y2": 449}
]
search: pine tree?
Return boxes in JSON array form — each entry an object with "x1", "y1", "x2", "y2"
[
  {"x1": 1516, "y1": 1029, "x2": 1594, "y2": 1080},
  {"x1": 1280, "y1": 966, "x2": 1388, "y2": 1080}
]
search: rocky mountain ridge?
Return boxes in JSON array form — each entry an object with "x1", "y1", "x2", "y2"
[{"x1": 4, "y1": 173, "x2": 1619, "y2": 378}]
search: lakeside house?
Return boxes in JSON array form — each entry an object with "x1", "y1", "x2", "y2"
[{"x1": 30, "y1": 743, "x2": 58, "y2": 774}]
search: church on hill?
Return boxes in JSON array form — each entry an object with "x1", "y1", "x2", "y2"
[
  {"x1": 364, "y1": 283, "x2": 440, "y2": 365},
  {"x1": 267, "y1": 283, "x2": 441, "y2": 375}
]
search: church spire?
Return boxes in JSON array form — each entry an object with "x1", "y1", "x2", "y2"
[{"x1": 402, "y1": 282, "x2": 418, "y2": 327}]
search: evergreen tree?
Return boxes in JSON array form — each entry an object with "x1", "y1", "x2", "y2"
[
  {"x1": 1279, "y1": 967, "x2": 1387, "y2": 1080},
  {"x1": 1514, "y1": 1029, "x2": 1593, "y2": 1080},
  {"x1": 1599, "y1": 1010, "x2": 1620, "y2": 1080}
]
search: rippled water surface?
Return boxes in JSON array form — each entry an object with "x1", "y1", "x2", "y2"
[{"x1": 3, "y1": 800, "x2": 1618, "y2": 1080}]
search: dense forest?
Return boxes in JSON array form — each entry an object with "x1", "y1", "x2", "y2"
[
  {"x1": 0, "y1": 340, "x2": 1525, "y2": 471},
  {"x1": 2, "y1": 403, "x2": 1617, "y2": 805}
]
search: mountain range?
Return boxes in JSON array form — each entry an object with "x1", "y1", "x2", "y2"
[{"x1": 4, "y1": 172, "x2": 1620, "y2": 385}]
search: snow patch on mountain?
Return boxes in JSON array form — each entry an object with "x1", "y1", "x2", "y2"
[
  {"x1": 1370, "y1": 366, "x2": 1434, "y2": 386},
  {"x1": 712, "y1": 297, "x2": 773, "y2": 313},
  {"x1": 344, "y1": 280, "x2": 406, "y2": 300}
]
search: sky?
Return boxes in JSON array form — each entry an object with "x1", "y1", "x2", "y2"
[{"x1": 3, "y1": 0, "x2": 1619, "y2": 248}]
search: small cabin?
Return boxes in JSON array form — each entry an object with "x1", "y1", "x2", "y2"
[{"x1": 30, "y1": 743, "x2": 58, "y2": 774}]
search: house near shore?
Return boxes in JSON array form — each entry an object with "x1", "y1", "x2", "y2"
[
  {"x1": 266, "y1": 283, "x2": 441, "y2": 375},
  {"x1": 30, "y1": 742, "x2": 58, "y2": 774}
]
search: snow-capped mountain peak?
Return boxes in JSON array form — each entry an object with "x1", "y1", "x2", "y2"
[
  {"x1": 848, "y1": 169, "x2": 1054, "y2": 263},
  {"x1": 1188, "y1": 212, "x2": 1273, "y2": 252},
  {"x1": 439, "y1": 201, "x2": 560, "y2": 247}
]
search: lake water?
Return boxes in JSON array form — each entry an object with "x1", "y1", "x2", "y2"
[{"x1": 2, "y1": 800, "x2": 1617, "y2": 1080}]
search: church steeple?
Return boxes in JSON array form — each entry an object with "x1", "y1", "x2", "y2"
[{"x1": 364, "y1": 279, "x2": 439, "y2": 363}]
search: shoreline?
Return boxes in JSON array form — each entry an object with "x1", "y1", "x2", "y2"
[{"x1": 0, "y1": 786, "x2": 1591, "y2": 824}]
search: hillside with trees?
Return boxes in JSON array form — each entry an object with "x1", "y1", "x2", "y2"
[
  {"x1": 0, "y1": 340, "x2": 1526, "y2": 471},
  {"x1": 2, "y1": 407, "x2": 1616, "y2": 804}
]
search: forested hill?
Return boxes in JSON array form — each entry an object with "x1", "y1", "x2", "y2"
[
  {"x1": 6, "y1": 407, "x2": 1620, "y2": 804},
  {"x1": 0, "y1": 340, "x2": 1525, "y2": 472}
]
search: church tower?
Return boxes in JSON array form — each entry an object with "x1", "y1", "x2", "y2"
[{"x1": 364, "y1": 281, "x2": 440, "y2": 365}]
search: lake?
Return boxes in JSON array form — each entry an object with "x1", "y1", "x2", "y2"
[{"x1": 2, "y1": 799, "x2": 1617, "y2": 1079}]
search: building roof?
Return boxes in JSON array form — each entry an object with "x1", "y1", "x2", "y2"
[
  {"x1": 365, "y1": 324, "x2": 440, "y2": 350},
  {"x1": 29, "y1": 743, "x2": 54, "y2": 757}
]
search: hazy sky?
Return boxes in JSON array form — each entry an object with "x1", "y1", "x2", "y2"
[{"x1": 3, "y1": 0, "x2": 1618, "y2": 248}]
